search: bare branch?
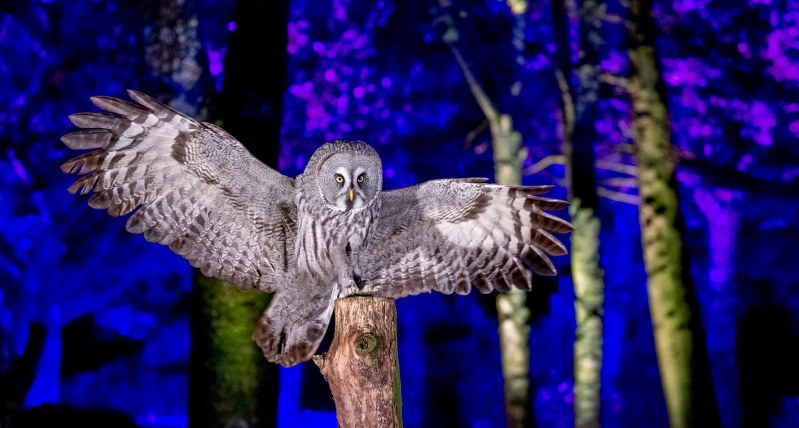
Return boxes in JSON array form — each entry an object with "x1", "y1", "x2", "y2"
[
  {"x1": 555, "y1": 69, "x2": 576, "y2": 142},
  {"x1": 523, "y1": 155, "x2": 567, "y2": 176},
  {"x1": 449, "y1": 43, "x2": 500, "y2": 122},
  {"x1": 601, "y1": 177, "x2": 638, "y2": 188},
  {"x1": 597, "y1": 187, "x2": 640, "y2": 205},
  {"x1": 599, "y1": 72, "x2": 630, "y2": 90},
  {"x1": 464, "y1": 119, "x2": 489, "y2": 148},
  {"x1": 596, "y1": 159, "x2": 638, "y2": 176},
  {"x1": 603, "y1": 13, "x2": 634, "y2": 30}
]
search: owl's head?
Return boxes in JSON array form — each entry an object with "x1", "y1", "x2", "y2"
[{"x1": 309, "y1": 140, "x2": 382, "y2": 211}]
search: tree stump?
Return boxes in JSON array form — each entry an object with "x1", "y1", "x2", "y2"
[{"x1": 313, "y1": 296, "x2": 403, "y2": 428}]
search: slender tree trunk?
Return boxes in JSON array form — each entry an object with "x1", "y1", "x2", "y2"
[
  {"x1": 438, "y1": 4, "x2": 531, "y2": 426},
  {"x1": 313, "y1": 297, "x2": 403, "y2": 428},
  {"x1": 627, "y1": 1, "x2": 719, "y2": 426},
  {"x1": 489, "y1": 113, "x2": 532, "y2": 428},
  {"x1": 552, "y1": 1, "x2": 606, "y2": 427}
]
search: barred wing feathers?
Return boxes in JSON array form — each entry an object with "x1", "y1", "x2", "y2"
[
  {"x1": 363, "y1": 179, "x2": 572, "y2": 298},
  {"x1": 61, "y1": 90, "x2": 296, "y2": 292}
]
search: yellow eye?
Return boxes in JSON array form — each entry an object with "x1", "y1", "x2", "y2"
[
  {"x1": 358, "y1": 174, "x2": 365, "y2": 183},
  {"x1": 335, "y1": 175, "x2": 344, "y2": 183}
]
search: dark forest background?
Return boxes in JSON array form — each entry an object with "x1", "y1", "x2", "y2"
[{"x1": 1, "y1": 0, "x2": 799, "y2": 427}]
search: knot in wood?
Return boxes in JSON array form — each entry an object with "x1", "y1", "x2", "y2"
[{"x1": 355, "y1": 331, "x2": 381, "y2": 367}]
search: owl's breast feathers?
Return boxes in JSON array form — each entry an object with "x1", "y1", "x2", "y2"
[{"x1": 293, "y1": 187, "x2": 380, "y2": 283}]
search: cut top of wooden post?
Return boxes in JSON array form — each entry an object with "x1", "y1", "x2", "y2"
[{"x1": 313, "y1": 296, "x2": 403, "y2": 428}]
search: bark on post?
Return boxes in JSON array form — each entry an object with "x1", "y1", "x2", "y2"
[
  {"x1": 627, "y1": 0, "x2": 719, "y2": 426},
  {"x1": 313, "y1": 297, "x2": 403, "y2": 428}
]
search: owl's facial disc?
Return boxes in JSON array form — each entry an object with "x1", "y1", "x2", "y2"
[
  {"x1": 333, "y1": 166, "x2": 367, "y2": 210},
  {"x1": 315, "y1": 147, "x2": 381, "y2": 211}
]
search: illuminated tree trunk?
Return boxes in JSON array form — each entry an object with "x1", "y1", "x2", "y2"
[
  {"x1": 440, "y1": 16, "x2": 531, "y2": 428},
  {"x1": 487, "y1": 112, "x2": 531, "y2": 428},
  {"x1": 439, "y1": 3, "x2": 535, "y2": 425},
  {"x1": 552, "y1": 1, "x2": 606, "y2": 427},
  {"x1": 313, "y1": 297, "x2": 403, "y2": 428},
  {"x1": 138, "y1": 1, "x2": 282, "y2": 425},
  {"x1": 627, "y1": 1, "x2": 719, "y2": 426},
  {"x1": 464, "y1": 46, "x2": 533, "y2": 428}
]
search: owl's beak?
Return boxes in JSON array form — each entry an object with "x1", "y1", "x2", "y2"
[{"x1": 348, "y1": 189, "x2": 354, "y2": 201}]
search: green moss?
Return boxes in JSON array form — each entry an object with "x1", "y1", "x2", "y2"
[
  {"x1": 391, "y1": 333, "x2": 404, "y2": 427},
  {"x1": 190, "y1": 272, "x2": 277, "y2": 427},
  {"x1": 355, "y1": 332, "x2": 381, "y2": 368}
]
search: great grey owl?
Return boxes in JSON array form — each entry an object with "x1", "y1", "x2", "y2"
[{"x1": 61, "y1": 90, "x2": 573, "y2": 367}]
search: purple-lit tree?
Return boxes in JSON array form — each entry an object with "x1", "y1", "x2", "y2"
[
  {"x1": 550, "y1": 0, "x2": 606, "y2": 426},
  {"x1": 626, "y1": 0, "x2": 720, "y2": 426}
]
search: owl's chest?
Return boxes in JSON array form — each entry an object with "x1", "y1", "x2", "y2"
[{"x1": 294, "y1": 198, "x2": 379, "y2": 275}]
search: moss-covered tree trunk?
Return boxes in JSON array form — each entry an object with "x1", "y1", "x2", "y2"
[
  {"x1": 627, "y1": 1, "x2": 719, "y2": 427},
  {"x1": 190, "y1": 275, "x2": 276, "y2": 427},
  {"x1": 189, "y1": 1, "x2": 289, "y2": 427},
  {"x1": 552, "y1": 1, "x2": 606, "y2": 427}
]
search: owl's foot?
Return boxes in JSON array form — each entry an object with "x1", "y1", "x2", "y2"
[{"x1": 338, "y1": 283, "x2": 376, "y2": 298}]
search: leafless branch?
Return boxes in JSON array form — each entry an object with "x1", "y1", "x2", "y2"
[
  {"x1": 523, "y1": 155, "x2": 567, "y2": 176},
  {"x1": 614, "y1": 143, "x2": 635, "y2": 154},
  {"x1": 600, "y1": 72, "x2": 630, "y2": 90},
  {"x1": 597, "y1": 187, "x2": 640, "y2": 205},
  {"x1": 603, "y1": 13, "x2": 634, "y2": 31},
  {"x1": 464, "y1": 120, "x2": 489, "y2": 148},
  {"x1": 555, "y1": 69, "x2": 575, "y2": 142},
  {"x1": 448, "y1": 42, "x2": 500, "y2": 123},
  {"x1": 596, "y1": 159, "x2": 638, "y2": 176},
  {"x1": 601, "y1": 177, "x2": 638, "y2": 188}
]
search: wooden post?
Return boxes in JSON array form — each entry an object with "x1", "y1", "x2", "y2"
[{"x1": 313, "y1": 296, "x2": 403, "y2": 428}]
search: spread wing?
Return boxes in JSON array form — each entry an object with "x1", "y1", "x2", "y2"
[
  {"x1": 361, "y1": 178, "x2": 572, "y2": 298},
  {"x1": 61, "y1": 90, "x2": 297, "y2": 292}
]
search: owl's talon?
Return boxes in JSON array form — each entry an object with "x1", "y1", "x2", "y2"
[
  {"x1": 339, "y1": 284, "x2": 359, "y2": 298},
  {"x1": 338, "y1": 283, "x2": 376, "y2": 298}
]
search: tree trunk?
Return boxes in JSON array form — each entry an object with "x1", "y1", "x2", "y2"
[
  {"x1": 627, "y1": 1, "x2": 720, "y2": 426},
  {"x1": 190, "y1": 275, "x2": 276, "y2": 428},
  {"x1": 189, "y1": 1, "x2": 289, "y2": 426},
  {"x1": 490, "y1": 115, "x2": 533, "y2": 428},
  {"x1": 136, "y1": 2, "x2": 283, "y2": 425},
  {"x1": 552, "y1": 1, "x2": 606, "y2": 427},
  {"x1": 437, "y1": 4, "x2": 532, "y2": 426},
  {"x1": 313, "y1": 297, "x2": 403, "y2": 428}
]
